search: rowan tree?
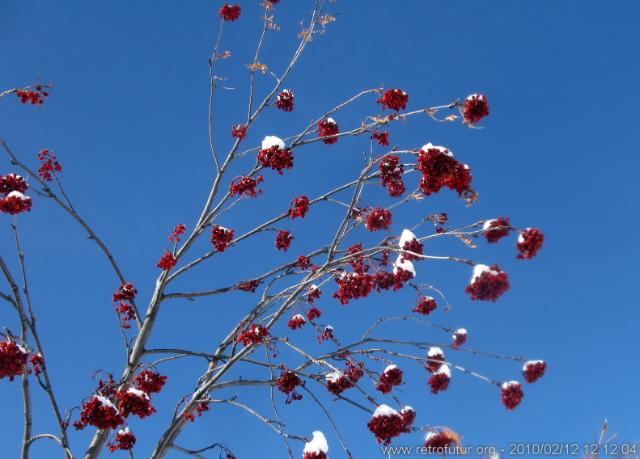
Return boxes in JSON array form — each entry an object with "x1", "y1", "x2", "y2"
[{"x1": 0, "y1": 1, "x2": 547, "y2": 458}]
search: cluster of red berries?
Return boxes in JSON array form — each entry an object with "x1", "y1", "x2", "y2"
[
  {"x1": 522, "y1": 360, "x2": 546, "y2": 383},
  {"x1": 483, "y1": 217, "x2": 511, "y2": 243},
  {"x1": 517, "y1": 228, "x2": 544, "y2": 259},
  {"x1": 116, "y1": 387, "x2": 156, "y2": 419},
  {"x1": 289, "y1": 195, "x2": 310, "y2": 219},
  {"x1": 371, "y1": 131, "x2": 389, "y2": 147},
  {"x1": 211, "y1": 225, "x2": 234, "y2": 252},
  {"x1": 113, "y1": 282, "x2": 137, "y2": 302},
  {"x1": 333, "y1": 272, "x2": 374, "y2": 304},
  {"x1": 376, "y1": 365, "x2": 403, "y2": 394},
  {"x1": 276, "y1": 369, "x2": 303, "y2": 403},
  {"x1": 184, "y1": 400, "x2": 210, "y2": 422},
  {"x1": 306, "y1": 306, "x2": 322, "y2": 320},
  {"x1": 168, "y1": 224, "x2": 187, "y2": 243},
  {"x1": 156, "y1": 250, "x2": 177, "y2": 271},
  {"x1": 16, "y1": 86, "x2": 49, "y2": 105},
  {"x1": 75, "y1": 396, "x2": 124, "y2": 430},
  {"x1": 287, "y1": 314, "x2": 306, "y2": 330},
  {"x1": 425, "y1": 347, "x2": 451, "y2": 393},
  {"x1": 378, "y1": 155, "x2": 405, "y2": 197},
  {"x1": 30, "y1": 353, "x2": 44, "y2": 376},
  {"x1": 483, "y1": 219, "x2": 544, "y2": 259},
  {"x1": 462, "y1": 94, "x2": 490, "y2": 125},
  {"x1": 451, "y1": 329, "x2": 468, "y2": 349},
  {"x1": 401, "y1": 239, "x2": 423, "y2": 262},
  {"x1": 305, "y1": 285, "x2": 322, "y2": 303},
  {"x1": 364, "y1": 207, "x2": 392, "y2": 231},
  {"x1": 325, "y1": 362, "x2": 364, "y2": 395},
  {"x1": 258, "y1": 145, "x2": 294, "y2": 174},
  {"x1": 317, "y1": 118, "x2": 339, "y2": 144},
  {"x1": 75, "y1": 368, "x2": 166, "y2": 433},
  {"x1": 115, "y1": 302, "x2": 136, "y2": 330},
  {"x1": 424, "y1": 430, "x2": 460, "y2": 452},
  {"x1": 412, "y1": 296, "x2": 437, "y2": 315},
  {"x1": 230, "y1": 175, "x2": 263, "y2": 198},
  {"x1": 275, "y1": 229, "x2": 293, "y2": 251},
  {"x1": 466, "y1": 264, "x2": 510, "y2": 301},
  {"x1": 108, "y1": 427, "x2": 136, "y2": 452},
  {"x1": 113, "y1": 282, "x2": 137, "y2": 329},
  {"x1": 0, "y1": 340, "x2": 29, "y2": 381},
  {"x1": 236, "y1": 324, "x2": 269, "y2": 346},
  {"x1": 428, "y1": 365, "x2": 451, "y2": 394},
  {"x1": 377, "y1": 89, "x2": 409, "y2": 111},
  {"x1": 296, "y1": 255, "x2": 311, "y2": 270},
  {"x1": 501, "y1": 381, "x2": 524, "y2": 410},
  {"x1": 416, "y1": 144, "x2": 473, "y2": 197},
  {"x1": 133, "y1": 369, "x2": 167, "y2": 394},
  {"x1": 366, "y1": 405, "x2": 411, "y2": 445},
  {"x1": 275, "y1": 89, "x2": 294, "y2": 112},
  {"x1": 219, "y1": 4, "x2": 241, "y2": 21},
  {"x1": 231, "y1": 124, "x2": 247, "y2": 140},
  {"x1": 236, "y1": 279, "x2": 260, "y2": 292},
  {"x1": 37, "y1": 149, "x2": 62, "y2": 181},
  {"x1": 0, "y1": 174, "x2": 32, "y2": 215}
]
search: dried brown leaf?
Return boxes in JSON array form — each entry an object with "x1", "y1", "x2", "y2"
[{"x1": 456, "y1": 235, "x2": 477, "y2": 249}]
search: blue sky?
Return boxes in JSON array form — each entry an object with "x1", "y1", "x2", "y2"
[{"x1": 1, "y1": 1, "x2": 639, "y2": 458}]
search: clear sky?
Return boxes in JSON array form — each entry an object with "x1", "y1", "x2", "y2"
[{"x1": 1, "y1": 1, "x2": 639, "y2": 458}]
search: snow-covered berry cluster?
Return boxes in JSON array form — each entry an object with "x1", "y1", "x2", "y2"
[
  {"x1": 522, "y1": 360, "x2": 546, "y2": 383},
  {"x1": 451, "y1": 328, "x2": 468, "y2": 349},
  {"x1": 466, "y1": 264, "x2": 510, "y2": 301},
  {"x1": 317, "y1": 118, "x2": 339, "y2": 144},
  {"x1": 399, "y1": 229, "x2": 423, "y2": 262},
  {"x1": 483, "y1": 217, "x2": 511, "y2": 243},
  {"x1": 287, "y1": 314, "x2": 306, "y2": 330},
  {"x1": 258, "y1": 136, "x2": 294, "y2": 174},
  {"x1": 517, "y1": 228, "x2": 544, "y2": 260},
  {"x1": 366, "y1": 404, "x2": 406, "y2": 445},
  {"x1": 0, "y1": 174, "x2": 32, "y2": 215},
  {"x1": 0, "y1": 340, "x2": 28, "y2": 381},
  {"x1": 416, "y1": 143, "x2": 473, "y2": 198},
  {"x1": 501, "y1": 381, "x2": 524, "y2": 410},
  {"x1": 376, "y1": 364, "x2": 403, "y2": 394},
  {"x1": 428, "y1": 365, "x2": 451, "y2": 394},
  {"x1": 116, "y1": 387, "x2": 156, "y2": 419},
  {"x1": 424, "y1": 429, "x2": 460, "y2": 453},
  {"x1": 413, "y1": 296, "x2": 437, "y2": 315},
  {"x1": 325, "y1": 362, "x2": 364, "y2": 395},
  {"x1": 302, "y1": 431, "x2": 329, "y2": 459},
  {"x1": 275, "y1": 89, "x2": 294, "y2": 112},
  {"x1": 75, "y1": 396, "x2": 124, "y2": 430}
]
